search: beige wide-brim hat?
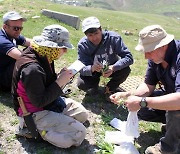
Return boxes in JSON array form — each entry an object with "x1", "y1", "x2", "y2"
[{"x1": 135, "y1": 25, "x2": 174, "y2": 53}]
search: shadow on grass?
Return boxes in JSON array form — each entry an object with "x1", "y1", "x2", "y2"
[
  {"x1": 0, "y1": 91, "x2": 13, "y2": 108},
  {"x1": 17, "y1": 137, "x2": 97, "y2": 154},
  {"x1": 81, "y1": 89, "x2": 129, "y2": 122},
  {"x1": 137, "y1": 129, "x2": 163, "y2": 153}
]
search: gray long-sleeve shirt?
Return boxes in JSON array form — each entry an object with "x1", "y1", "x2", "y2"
[{"x1": 77, "y1": 30, "x2": 134, "y2": 76}]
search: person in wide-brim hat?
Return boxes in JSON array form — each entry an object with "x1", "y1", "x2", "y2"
[
  {"x1": 31, "y1": 24, "x2": 74, "y2": 63},
  {"x1": 33, "y1": 24, "x2": 74, "y2": 49},
  {"x1": 110, "y1": 24, "x2": 180, "y2": 154},
  {"x1": 12, "y1": 24, "x2": 88, "y2": 148},
  {"x1": 135, "y1": 24, "x2": 174, "y2": 53}
]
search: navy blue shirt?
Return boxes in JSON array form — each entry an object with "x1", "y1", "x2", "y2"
[
  {"x1": 0, "y1": 28, "x2": 26, "y2": 73},
  {"x1": 78, "y1": 30, "x2": 133, "y2": 76},
  {"x1": 145, "y1": 40, "x2": 180, "y2": 93}
]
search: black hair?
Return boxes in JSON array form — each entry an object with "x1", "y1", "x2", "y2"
[
  {"x1": 4, "y1": 20, "x2": 9, "y2": 25},
  {"x1": 84, "y1": 27, "x2": 101, "y2": 35}
]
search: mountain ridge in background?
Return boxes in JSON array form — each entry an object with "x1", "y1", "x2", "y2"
[{"x1": 51, "y1": 0, "x2": 180, "y2": 18}]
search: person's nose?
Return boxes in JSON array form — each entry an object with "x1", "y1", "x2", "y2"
[
  {"x1": 64, "y1": 48, "x2": 67, "y2": 53},
  {"x1": 91, "y1": 35, "x2": 98, "y2": 42}
]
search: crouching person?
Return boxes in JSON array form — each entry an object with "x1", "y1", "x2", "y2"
[{"x1": 11, "y1": 24, "x2": 88, "y2": 148}]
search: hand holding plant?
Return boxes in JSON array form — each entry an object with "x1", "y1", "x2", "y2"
[
  {"x1": 101, "y1": 60, "x2": 114, "y2": 78},
  {"x1": 109, "y1": 92, "x2": 131, "y2": 109}
]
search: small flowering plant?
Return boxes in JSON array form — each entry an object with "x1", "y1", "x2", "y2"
[
  {"x1": 102, "y1": 60, "x2": 109, "y2": 72},
  {"x1": 113, "y1": 92, "x2": 131, "y2": 109},
  {"x1": 115, "y1": 97, "x2": 127, "y2": 109}
]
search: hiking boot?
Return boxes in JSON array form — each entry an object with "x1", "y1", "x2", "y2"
[
  {"x1": 145, "y1": 143, "x2": 175, "y2": 154},
  {"x1": 145, "y1": 143, "x2": 162, "y2": 154}
]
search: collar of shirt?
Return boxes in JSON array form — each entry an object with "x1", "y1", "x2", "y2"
[
  {"x1": 164, "y1": 40, "x2": 176, "y2": 65},
  {"x1": 1, "y1": 28, "x2": 14, "y2": 42}
]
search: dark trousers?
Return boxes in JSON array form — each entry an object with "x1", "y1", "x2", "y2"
[
  {"x1": 77, "y1": 66, "x2": 131, "y2": 91},
  {"x1": 0, "y1": 62, "x2": 15, "y2": 92},
  {"x1": 138, "y1": 90, "x2": 166, "y2": 123},
  {"x1": 160, "y1": 111, "x2": 180, "y2": 153},
  {"x1": 138, "y1": 90, "x2": 180, "y2": 153}
]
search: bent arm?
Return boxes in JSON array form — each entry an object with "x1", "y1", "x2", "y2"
[
  {"x1": 7, "y1": 38, "x2": 31, "y2": 60},
  {"x1": 7, "y1": 48, "x2": 22, "y2": 60},
  {"x1": 112, "y1": 36, "x2": 133, "y2": 71},
  {"x1": 133, "y1": 82, "x2": 155, "y2": 97}
]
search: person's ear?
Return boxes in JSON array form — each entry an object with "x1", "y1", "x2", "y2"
[
  {"x1": 161, "y1": 44, "x2": 168, "y2": 53},
  {"x1": 3, "y1": 24, "x2": 7, "y2": 29},
  {"x1": 99, "y1": 27, "x2": 102, "y2": 31}
]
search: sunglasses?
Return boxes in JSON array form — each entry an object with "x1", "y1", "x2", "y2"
[{"x1": 6, "y1": 24, "x2": 23, "y2": 31}]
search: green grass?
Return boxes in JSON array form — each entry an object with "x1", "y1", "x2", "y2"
[
  {"x1": 5, "y1": 134, "x2": 16, "y2": 143},
  {"x1": 37, "y1": 148, "x2": 53, "y2": 154},
  {"x1": 76, "y1": 0, "x2": 180, "y2": 16},
  {"x1": 0, "y1": 0, "x2": 179, "y2": 153},
  {"x1": 96, "y1": 139, "x2": 114, "y2": 154},
  {"x1": 119, "y1": 0, "x2": 180, "y2": 14}
]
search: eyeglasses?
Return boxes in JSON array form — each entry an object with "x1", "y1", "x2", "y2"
[{"x1": 6, "y1": 24, "x2": 23, "y2": 31}]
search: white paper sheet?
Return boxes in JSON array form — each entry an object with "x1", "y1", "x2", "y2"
[{"x1": 67, "y1": 60, "x2": 85, "y2": 75}]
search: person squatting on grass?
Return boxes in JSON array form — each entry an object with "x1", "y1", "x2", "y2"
[
  {"x1": 110, "y1": 25, "x2": 180, "y2": 154},
  {"x1": 0, "y1": 11, "x2": 31, "y2": 92},
  {"x1": 76, "y1": 16, "x2": 133, "y2": 99},
  {"x1": 11, "y1": 25, "x2": 88, "y2": 148}
]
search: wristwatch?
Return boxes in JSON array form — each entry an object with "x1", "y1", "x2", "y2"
[{"x1": 139, "y1": 97, "x2": 147, "y2": 108}]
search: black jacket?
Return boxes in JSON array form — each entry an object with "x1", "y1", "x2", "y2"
[{"x1": 12, "y1": 47, "x2": 63, "y2": 115}]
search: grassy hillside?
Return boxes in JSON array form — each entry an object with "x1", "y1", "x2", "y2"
[
  {"x1": 120, "y1": 0, "x2": 180, "y2": 16},
  {"x1": 67, "y1": 0, "x2": 180, "y2": 17}
]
